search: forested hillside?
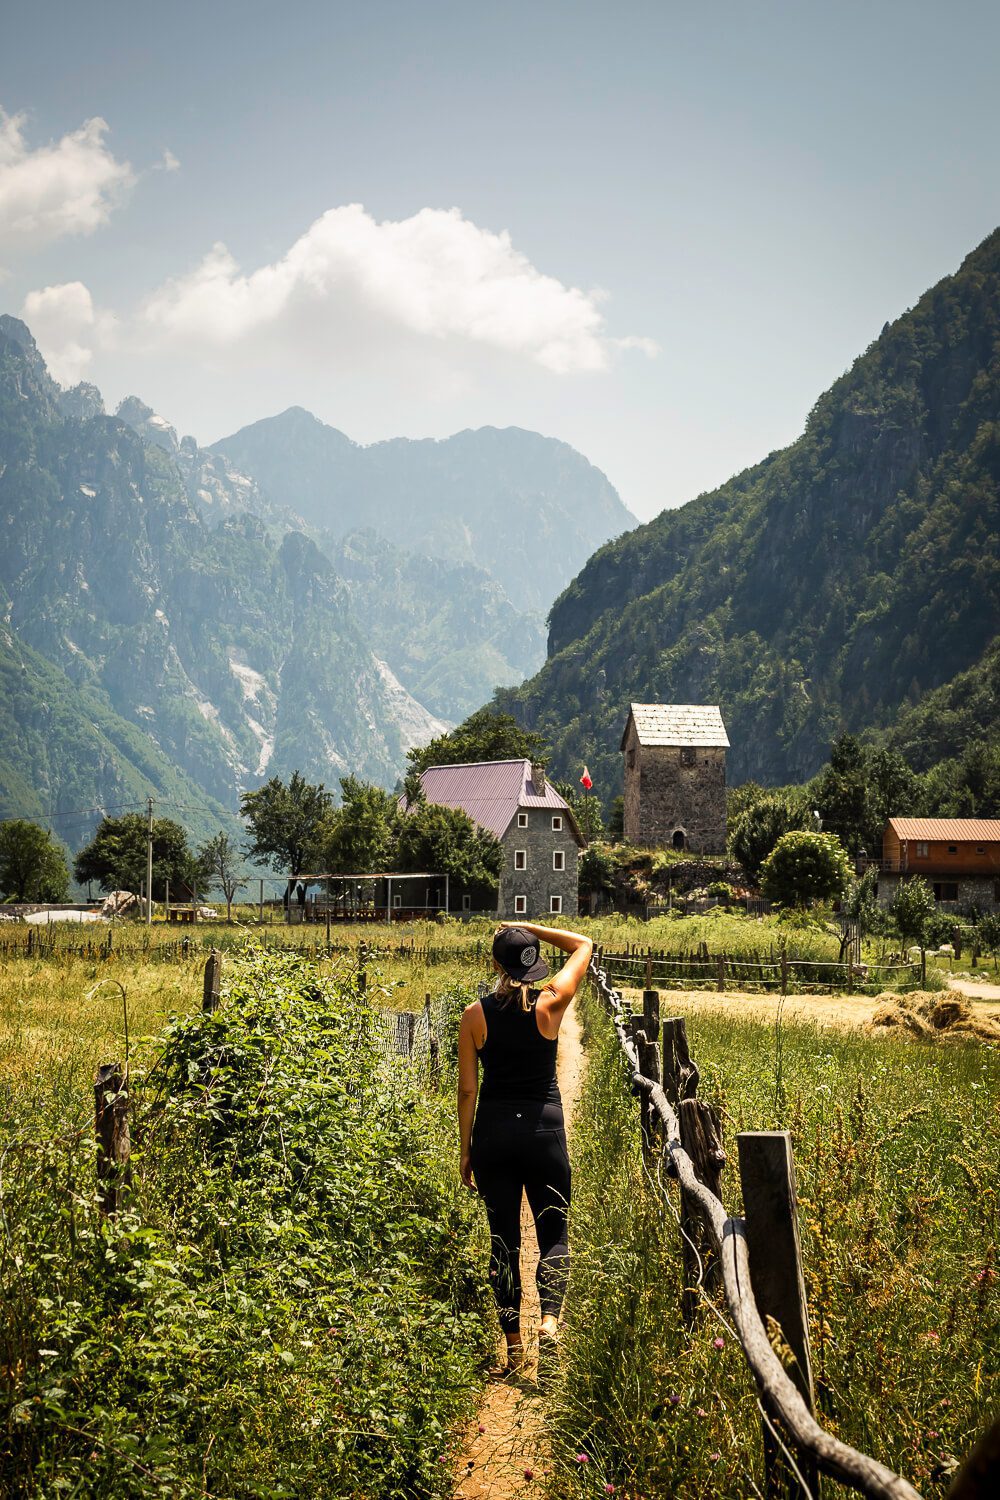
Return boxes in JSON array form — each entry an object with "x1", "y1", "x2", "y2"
[{"x1": 496, "y1": 228, "x2": 1000, "y2": 794}]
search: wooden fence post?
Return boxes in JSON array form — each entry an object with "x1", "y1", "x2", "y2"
[
  {"x1": 662, "y1": 1016, "x2": 699, "y2": 1104},
  {"x1": 717, "y1": 955, "x2": 726, "y2": 992},
  {"x1": 642, "y1": 988, "x2": 660, "y2": 1039},
  {"x1": 946, "y1": 1414, "x2": 1000, "y2": 1499},
  {"x1": 426, "y1": 993, "x2": 441, "y2": 1087},
  {"x1": 678, "y1": 1097, "x2": 727, "y2": 1314},
  {"x1": 202, "y1": 949, "x2": 222, "y2": 1014},
  {"x1": 737, "y1": 1131, "x2": 819, "y2": 1499},
  {"x1": 780, "y1": 950, "x2": 788, "y2": 996},
  {"x1": 94, "y1": 1063, "x2": 131, "y2": 1215},
  {"x1": 645, "y1": 950, "x2": 653, "y2": 989},
  {"x1": 358, "y1": 941, "x2": 368, "y2": 994}
]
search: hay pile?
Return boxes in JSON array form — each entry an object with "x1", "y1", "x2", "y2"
[{"x1": 869, "y1": 990, "x2": 1000, "y2": 1043}]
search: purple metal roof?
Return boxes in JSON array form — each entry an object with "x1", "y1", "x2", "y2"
[{"x1": 415, "y1": 759, "x2": 584, "y2": 844}]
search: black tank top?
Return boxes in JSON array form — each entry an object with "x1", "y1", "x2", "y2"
[{"x1": 477, "y1": 988, "x2": 561, "y2": 1106}]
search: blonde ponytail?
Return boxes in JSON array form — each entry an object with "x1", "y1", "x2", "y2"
[{"x1": 494, "y1": 971, "x2": 534, "y2": 1013}]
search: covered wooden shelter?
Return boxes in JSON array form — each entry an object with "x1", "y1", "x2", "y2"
[{"x1": 285, "y1": 871, "x2": 450, "y2": 923}]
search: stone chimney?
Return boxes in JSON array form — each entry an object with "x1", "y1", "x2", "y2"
[{"x1": 531, "y1": 761, "x2": 546, "y2": 794}]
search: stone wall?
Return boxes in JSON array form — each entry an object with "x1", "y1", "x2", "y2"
[
  {"x1": 877, "y1": 873, "x2": 1000, "y2": 914},
  {"x1": 499, "y1": 808, "x2": 579, "y2": 917},
  {"x1": 623, "y1": 726, "x2": 726, "y2": 854}
]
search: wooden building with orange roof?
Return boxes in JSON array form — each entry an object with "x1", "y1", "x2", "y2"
[{"x1": 878, "y1": 817, "x2": 1000, "y2": 912}]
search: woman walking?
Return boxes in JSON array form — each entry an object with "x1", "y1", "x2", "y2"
[{"x1": 458, "y1": 920, "x2": 593, "y2": 1375}]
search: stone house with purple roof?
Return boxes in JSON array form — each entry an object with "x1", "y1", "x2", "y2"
[{"x1": 414, "y1": 758, "x2": 584, "y2": 917}]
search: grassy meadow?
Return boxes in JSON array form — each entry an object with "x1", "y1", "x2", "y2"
[{"x1": 2, "y1": 908, "x2": 998, "y2": 1496}]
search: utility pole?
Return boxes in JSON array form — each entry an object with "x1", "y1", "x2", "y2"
[{"x1": 146, "y1": 796, "x2": 154, "y2": 928}]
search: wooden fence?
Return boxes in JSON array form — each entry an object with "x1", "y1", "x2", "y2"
[
  {"x1": 599, "y1": 944, "x2": 924, "y2": 994},
  {"x1": 0, "y1": 927, "x2": 495, "y2": 968},
  {"x1": 588, "y1": 956, "x2": 997, "y2": 1500}
]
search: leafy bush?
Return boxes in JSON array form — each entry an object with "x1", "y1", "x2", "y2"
[
  {"x1": 761, "y1": 830, "x2": 852, "y2": 908},
  {"x1": 891, "y1": 876, "x2": 937, "y2": 946},
  {"x1": 0, "y1": 948, "x2": 491, "y2": 1497}
]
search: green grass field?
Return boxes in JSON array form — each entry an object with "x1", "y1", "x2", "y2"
[{"x1": 2, "y1": 910, "x2": 997, "y2": 1496}]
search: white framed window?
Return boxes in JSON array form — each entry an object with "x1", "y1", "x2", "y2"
[
  {"x1": 393, "y1": 893, "x2": 402, "y2": 908},
  {"x1": 549, "y1": 895, "x2": 563, "y2": 914},
  {"x1": 514, "y1": 849, "x2": 527, "y2": 871},
  {"x1": 551, "y1": 814, "x2": 563, "y2": 831},
  {"x1": 462, "y1": 894, "x2": 471, "y2": 912},
  {"x1": 517, "y1": 812, "x2": 528, "y2": 828},
  {"x1": 552, "y1": 849, "x2": 565, "y2": 872},
  {"x1": 915, "y1": 842, "x2": 929, "y2": 857},
  {"x1": 514, "y1": 895, "x2": 527, "y2": 915}
]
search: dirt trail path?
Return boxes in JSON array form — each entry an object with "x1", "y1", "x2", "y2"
[
  {"x1": 621, "y1": 985, "x2": 1000, "y2": 1030},
  {"x1": 453, "y1": 1002, "x2": 585, "y2": 1499}
]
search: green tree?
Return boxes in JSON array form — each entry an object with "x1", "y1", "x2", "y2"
[
  {"x1": 73, "y1": 814, "x2": 197, "y2": 897},
  {"x1": 406, "y1": 706, "x2": 548, "y2": 777},
  {"x1": 323, "y1": 777, "x2": 402, "y2": 874},
  {"x1": 0, "y1": 820, "x2": 70, "y2": 901},
  {"x1": 729, "y1": 794, "x2": 807, "y2": 882},
  {"x1": 197, "y1": 831, "x2": 247, "y2": 923},
  {"x1": 813, "y1": 735, "x2": 870, "y2": 854},
  {"x1": 240, "y1": 772, "x2": 332, "y2": 880},
  {"x1": 553, "y1": 781, "x2": 602, "y2": 843},
  {"x1": 975, "y1": 912, "x2": 1000, "y2": 972},
  {"x1": 760, "y1": 830, "x2": 852, "y2": 908},
  {"x1": 863, "y1": 747, "x2": 919, "y2": 850},
  {"x1": 396, "y1": 801, "x2": 502, "y2": 889},
  {"x1": 890, "y1": 876, "x2": 937, "y2": 947}
]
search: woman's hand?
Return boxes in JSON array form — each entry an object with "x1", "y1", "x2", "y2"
[{"x1": 460, "y1": 1149, "x2": 474, "y2": 1189}]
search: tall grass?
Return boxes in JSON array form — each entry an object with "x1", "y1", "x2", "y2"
[{"x1": 544, "y1": 985, "x2": 999, "y2": 1498}]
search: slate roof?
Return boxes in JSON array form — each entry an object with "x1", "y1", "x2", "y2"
[
  {"x1": 621, "y1": 703, "x2": 730, "y2": 749},
  {"x1": 415, "y1": 759, "x2": 585, "y2": 844},
  {"x1": 886, "y1": 818, "x2": 1000, "y2": 843}
]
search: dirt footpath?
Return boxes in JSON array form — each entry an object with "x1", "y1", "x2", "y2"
[{"x1": 452, "y1": 1001, "x2": 584, "y2": 1499}]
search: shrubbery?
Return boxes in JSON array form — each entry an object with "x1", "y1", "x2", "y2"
[{"x1": 1, "y1": 949, "x2": 491, "y2": 1498}]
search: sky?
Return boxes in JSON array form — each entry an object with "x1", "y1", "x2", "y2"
[{"x1": 2, "y1": 0, "x2": 999, "y2": 522}]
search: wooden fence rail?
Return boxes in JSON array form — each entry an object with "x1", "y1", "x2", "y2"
[
  {"x1": 589, "y1": 955, "x2": 923, "y2": 1500},
  {"x1": 599, "y1": 947, "x2": 924, "y2": 995}
]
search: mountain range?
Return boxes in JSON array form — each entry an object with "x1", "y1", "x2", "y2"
[
  {"x1": 0, "y1": 316, "x2": 630, "y2": 846},
  {"x1": 495, "y1": 228, "x2": 1000, "y2": 797}
]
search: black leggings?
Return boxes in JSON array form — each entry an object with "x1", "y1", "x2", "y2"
[{"x1": 471, "y1": 1101, "x2": 570, "y2": 1334}]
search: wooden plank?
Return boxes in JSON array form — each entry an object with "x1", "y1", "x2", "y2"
[
  {"x1": 738, "y1": 1131, "x2": 819, "y2": 1499},
  {"x1": 94, "y1": 1063, "x2": 131, "y2": 1215},
  {"x1": 202, "y1": 949, "x2": 222, "y2": 1013}
]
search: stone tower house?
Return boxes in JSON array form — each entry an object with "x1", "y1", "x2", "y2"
[{"x1": 620, "y1": 704, "x2": 729, "y2": 853}]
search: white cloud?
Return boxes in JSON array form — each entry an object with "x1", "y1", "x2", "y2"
[
  {"x1": 141, "y1": 204, "x2": 656, "y2": 374},
  {"x1": 0, "y1": 110, "x2": 134, "y2": 253},
  {"x1": 21, "y1": 281, "x2": 115, "y2": 385}
]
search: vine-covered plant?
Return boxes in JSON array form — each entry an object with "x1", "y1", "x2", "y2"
[{"x1": 1, "y1": 948, "x2": 491, "y2": 1498}]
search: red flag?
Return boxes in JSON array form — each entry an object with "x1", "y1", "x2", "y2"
[{"x1": 580, "y1": 766, "x2": 593, "y2": 790}]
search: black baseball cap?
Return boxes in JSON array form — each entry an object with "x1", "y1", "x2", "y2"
[{"x1": 492, "y1": 926, "x2": 549, "y2": 983}]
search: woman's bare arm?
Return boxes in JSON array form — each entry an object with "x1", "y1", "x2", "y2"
[
  {"x1": 457, "y1": 1004, "x2": 482, "y2": 1187},
  {"x1": 498, "y1": 921, "x2": 593, "y2": 1030}
]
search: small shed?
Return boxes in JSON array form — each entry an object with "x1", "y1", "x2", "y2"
[{"x1": 620, "y1": 703, "x2": 729, "y2": 853}]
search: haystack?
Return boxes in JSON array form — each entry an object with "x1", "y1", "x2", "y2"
[{"x1": 869, "y1": 990, "x2": 1000, "y2": 1043}]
